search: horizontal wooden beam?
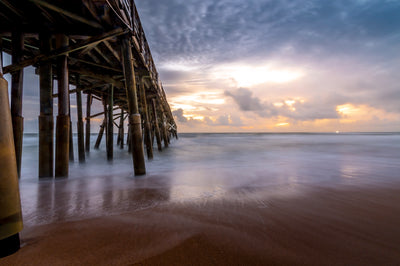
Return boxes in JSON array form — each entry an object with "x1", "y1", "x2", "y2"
[
  {"x1": 29, "y1": 0, "x2": 102, "y2": 29},
  {"x1": 69, "y1": 67, "x2": 124, "y2": 88},
  {"x1": 103, "y1": 40, "x2": 120, "y2": 61},
  {"x1": 0, "y1": 0, "x2": 24, "y2": 18},
  {"x1": 3, "y1": 28, "x2": 128, "y2": 74},
  {"x1": 70, "y1": 57, "x2": 122, "y2": 72},
  {"x1": 87, "y1": 107, "x2": 120, "y2": 119}
]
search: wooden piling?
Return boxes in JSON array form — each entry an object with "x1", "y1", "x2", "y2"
[
  {"x1": 151, "y1": 98, "x2": 163, "y2": 151},
  {"x1": 0, "y1": 72, "x2": 23, "y2": 257},
  {"x1": 55, "y1": 34, "x2": 70, "y2": 178},
  {"x1": 140, "y1": 78, "x2": 153, "y2": 160},
  {"x1": 151, "y1": 123, "x2": 155, "y2": 147},
  {"x1": 38, "y1": 32, "x2": 54, "y2": 178},
  {"x1": 94, "y1": 119, "x2": 105, "y2": 149},
  {"x1": 68, "y1": 86, "x2": 74, "y2": 162},
  {"x1": 103, "y1": 98, "x2": 108, "y2": 145},
  {"x1": 127, "y1": 124, "x2": 132, "y2": 153},
  {"x1": 85, "y1": 93, "x2": 92, "y2": 153},
  {"x1": 1, "y1": 0, "x2": 178, "y2": 180},
  {"x1": 76, "y1": 75, "x2": 85, "y2": 163},
  {"x1": 11, "y1": 32, "x2": 24, "y2": 178},
  {"x1": 161, "y1": 112, "x2": 169, "y2": 148},
  {"x1": 121, "y1": 37, "x2": 146, "y2": 175},
  {"x1": 106, "y1": 84, "x2": 114, "y2": 161},
  {"x1": 118, "y1": 109, "x2": 124, "y2": 149},
  {"x1": 117, "y1": 115, "x2": 121, "y2": 146}
]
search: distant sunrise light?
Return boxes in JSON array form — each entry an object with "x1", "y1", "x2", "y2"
[
  {"x1": 215, "y1": 64, "x2": 304, "y2": 87},
  {"x1": 276, "y1": 122, "x2": 290, "y2": 127}
]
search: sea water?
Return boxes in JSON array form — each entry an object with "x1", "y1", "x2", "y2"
[{"x1": 18, "y1": 133, "x2": 400, "y2": 226}]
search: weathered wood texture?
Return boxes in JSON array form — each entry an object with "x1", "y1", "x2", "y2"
[
  {"x1": 107, "y1": 84, "x2": 114, "y2": 161},
  {"x1": 11, "y1": 32, "x2": 24, "y2": 178},
  {"x1": 55, "y1": 34, "x2": 70, "y2": 178},
  {"x1": 152, "y1": 98, "x2": 163, "y2": 152},
  {"x1": 1, "y1": 0, "x2": 177, "y2": 177},
  {"x1": 38, "y1": 32, "x2": 54, "y2": 178},
  {"x1": 76, "y1": 75, "x2": 85, "y2": 163},
  {"x1": 85, "y1": 93, "x2": 92, "y2": 153},
  {"x1": 121, "y1": 37, "x2": 145, "y2": 175},
  {"x1": 140, "y1": 78, "x2": 153, "y2": 159}
]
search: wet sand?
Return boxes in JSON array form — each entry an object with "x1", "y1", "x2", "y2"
[{"x1": 2, "y1": 183, "x2": 400, "y2": 265}]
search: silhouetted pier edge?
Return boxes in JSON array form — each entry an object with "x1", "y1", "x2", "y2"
[{"x1": 0, "y1": 0, "x2": 177, "y2": 256}]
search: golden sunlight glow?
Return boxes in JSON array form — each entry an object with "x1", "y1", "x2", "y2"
[
  {"x1": 285, "y1": 100, "x2": 296, "y2": 106},
  {"x1": 336, "y1": 104, "x2": 360, "y2": 115},
  {"x1": 336, "y1": 103, "x2": 399, "y2": 124},
  {"x1": 170, "y1": 92, "x2": 225, "y2": 112},
  {"x1": 214, "y1": 64, "x2": 304, "y2": 87},
  {"x1": 170, "y1": 103, "x2": 198, "y2": 111},
  {"x1": 275, "y1": 122, "x2": 290, "y2": 127},
  {"x1": 183, "y1": 114, "x2": 205, "y2": 121}
]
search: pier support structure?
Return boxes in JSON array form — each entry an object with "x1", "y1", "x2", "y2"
[
  {"x1": 11, "y1": 32, "x2": 24, "y2": 178},
  {"x1": 118, "y1": 109, "x2": 124, "y2": 149},
  {"x1": 0, "y1": 1, "x2": 177, "y2": 179},
  {"x1": 85, "y1": 93, "x2": 92, "y2": 153},
  {"x1": 0, "y1": 56, "x2": 23, "y2": 257},
  {"x1": 121, "y1": 36, "x2": 146, "y2": 175},
  {"x1": 160, "y1": 106, "x2": 169, "y2": 148},
  {"x1": 55, "y1": 34, "x2": 70, "y2": 178},
  {"x1": 94, "y1": 119, "x2": 105, "y2": 149},
  {"x1": 76, "y1": 75, "x2": 85, "y2": 163},
  {"x1": 68, "y1": 85, "x2": 74, "y2": 162},
  {"x1": 106, "y1": 84, "x2": 114, "y2": 161},
  {"x1": 151, "y1": 98, "x2": 163, "y2": 151},
  {"x1": 140, "y1": 77, "x2": 153, "y2": 160},
  {"x1": 38, "y1": 33, "x2": 54, "y2": 178}
]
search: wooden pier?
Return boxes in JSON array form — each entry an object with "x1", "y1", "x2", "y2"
[
  {"x1": 1, "y1": 0, "x2": 177, "y2": 255},
  {"x1": 0, "y1": 0, "x2": 177, "y2": 178}
]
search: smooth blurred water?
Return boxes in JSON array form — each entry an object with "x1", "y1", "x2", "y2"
[
  {"x1": 21, "y1": 132, "x2": 400, "y2": 185},
  {"x1": 19, "y1": 133, "x2": 400, "y2": 226}
]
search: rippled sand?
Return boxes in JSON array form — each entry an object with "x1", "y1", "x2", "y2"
[{"x1": 2, "y1": 183, "x2": 400, "y2": 265}]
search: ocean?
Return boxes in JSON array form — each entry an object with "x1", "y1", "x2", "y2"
[
  {"x1": 19, "y1": 132, "x2": 400, "y2": 226},
  {"x1": 6, "y1": 132, "x2": 400, "y2": 265}
]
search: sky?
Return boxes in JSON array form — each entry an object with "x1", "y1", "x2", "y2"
[
  {"x1": 135, "y1": 0, "x2": 400, "y2": 132},
  {"x1": 2, "y1": 0, "x2": 400, "y2": 133}
]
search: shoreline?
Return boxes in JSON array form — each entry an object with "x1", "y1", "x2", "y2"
[{"x1": 2, "y1": 183, "x2": 400, "y2": 265}]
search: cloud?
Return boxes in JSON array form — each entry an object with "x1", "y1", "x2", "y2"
[
  {"x1": 216, "y1": 115, "x2": 230, "y2": 126},
  {"x1": 224, "y1": 88, "x2": 264, "y2": 111},
  {"x1": 136, "y1": 0, "x2": 400, "y2": 66},
  {"x1": 172, "y1": 108, "x2": 188, "y2": 123},
  {"x1": 225, "y1": 88, "x2": 342, "y2": 121},
  {"x1": 172, "y1": 108, "x2": 244, "y2": 128},
  {"x1": 3, "y1": 1, "x2": 399, "y2": 133}
]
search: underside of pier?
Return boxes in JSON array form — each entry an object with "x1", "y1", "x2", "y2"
[
  {"x1": 0, "y1": 0, "x2": 177, "y2": 178},
  {"x1": 0, "y1": 1, "x2": 177, "y2": 255}
]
